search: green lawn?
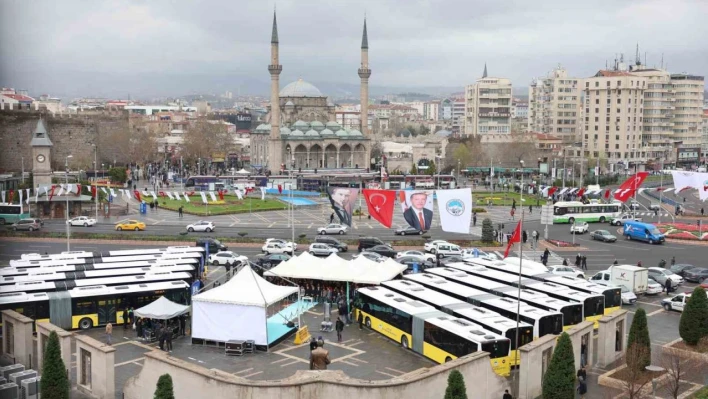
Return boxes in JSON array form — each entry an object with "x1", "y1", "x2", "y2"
[
  {"x1": 473, "y1": 191, "x2": 546, "y2": 207},
  {"x1": 157, "y1": 195, "x2": 286, "y2": 216}
]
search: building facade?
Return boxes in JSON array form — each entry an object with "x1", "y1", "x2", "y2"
[
  {"x1": 464, "y1": 68, "x2": 512, "y2": 136},
  {"x1": 629, "y1": 66, "x2": 674, "y2": 161},
  {"x1": 528, "y1": 67, "x2": 582, "y2": 143},
  {"x1": 670, "y1": 73, "x2": 705, "y2": 147}
]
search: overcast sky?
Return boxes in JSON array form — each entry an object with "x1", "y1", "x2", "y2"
[{"x1": 1, "y1": 0, "x2": 706, "y2": 99}]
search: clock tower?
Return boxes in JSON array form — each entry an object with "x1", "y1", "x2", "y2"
[{"x1": 31, "y1": 119, "x2": 53, "y2": 187}]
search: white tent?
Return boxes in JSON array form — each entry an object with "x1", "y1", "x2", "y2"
[
  {"x1": 235, "y1": 168, "x2": 251, "y2": 175},
  {"x1": 134, "y1": 296, "x2": 190, "y2": 320},
  {"x1": 191, "y1": 265, "x2": 298, "y2": 345}
]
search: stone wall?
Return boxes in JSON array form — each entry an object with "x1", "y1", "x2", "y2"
[{"x1": 0, "y1": 109, "x2": 130, "y2": 173}]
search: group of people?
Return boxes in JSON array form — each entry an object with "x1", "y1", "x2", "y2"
[
  {"x1": 134, "y1": 316, "x2": 188, "y2": 352},
  {"x1": 308, "y1": 336, "x2": 331, "y2": 370},
  {"x1": 562, "y1": 253, "x2": 588, "y2": 270}
]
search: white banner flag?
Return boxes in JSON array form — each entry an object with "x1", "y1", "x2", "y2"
[
  {"x1": 19, "y1": 189, "x2": 23, "y2": 204},
  {"x1": 67, "y1": 184, "x2": 74, "y2": 195},
  {"x1": 26, "y1": 189, "x2": 30, "y2": 204},
  {"x1": 57, "y1": 185, "x2": 65, "y2": 197},
  {"x1": 260, "y1": 187, "x2": 266, "y2": 200},
  {"x1": 235, "y1": 190, "x2": 243, "y2": 200},
  {"x1": 671, "y1": 171, "x2": 698, "y2": 193},
  {"x1": 101, "y1": 187, "x2": 107, "y2": 194},
  {"x1": 694, "y1": 173, "x2": 708, "y2": 201},
  {"x1": 174, "y1": 192, "x2": 181, "y2": 200},
  {"x1": 0, "y1": 191, "x2": 4, "y2": 203},
  {"x1": 200, "y1": 191, "x2": 208, "y2": 204},
  {"x1": 558, "y1": 188, "x2": 568, "y2": 195},
  {"x1": 183, "y1": 192, "x2": 190, "y2": 202},
  {"x1": 435, "y1": 188, "x2": 472, "y2": 234},
  {"x1": 209, "y1": 191, "x2": 217, "y2": 202},
  {"x1": 142, "y1": 191, "x2": 150, "y2": 198},
  {"x1": 166, "y1": 192, "x2": 174, "y2": 200},
  {"x1": 150, "y1": 191, "x2": 157, "y2": 200},
  {"x1": 35, "y1": 187, "x2": 39, "y2": 203}
]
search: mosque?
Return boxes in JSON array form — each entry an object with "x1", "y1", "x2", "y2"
[{"x1": 251, "y1": 13, "x2": 371, "y2": 171}]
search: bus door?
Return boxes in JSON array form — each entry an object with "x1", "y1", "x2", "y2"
[{"x1": 97, "y1": 298, "x2": 118, "y2": 325}]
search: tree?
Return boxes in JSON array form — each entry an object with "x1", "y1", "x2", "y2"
[
  {"x1": 481, "y1": 218, "x2": 494, "y2": 243},
  {"x1": 542, "y1": 332, "x2": 575, "y2": 399},
  {"x1": 452, "y1": 144, "x2": 472, "y2": 170},
  {"x1": 154, "y1": 373, "x2": 175, "y2": 399},
  {"x1": 622, "y1": 344, "x2": 652, "y2": 399},
  {"x1": 410, "y1": 163, "x2": 418, "y2": 175},
  {"x1": 679, "y1": 286, "x2": 708, "y2": 345},
  {"x1": 109, "y1": 167, "x2": 128, "y2": 184},
  {"x1": 626, "y1": 307, "x2": 651, "y2": 372},
  {"x1": 444, "y1": 369, "x2": 467, "y2": 399},
  {"x1": 182, "y1": 118, "x2": 234, "y2": 164},
  {"x1": 426, "y1": 160, "x2": 437, "y2": 176},
  {"x1": 41, "y1": 331, "x2": 69, "y2": 399}
]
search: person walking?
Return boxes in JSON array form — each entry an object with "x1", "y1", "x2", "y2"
[
  {"x1": 637, "y1": 260, "x2": 643, "y2": 267},
  {"x1": 309, "y1": 339, "x2": 331, "y2": 370},
  {"x1": 577, "y1": 376, "x2": 587, "y2": 399},
  {"x1": 581, "y1": 255, "x2": 588, "y2": 271},
  {"x1": 671, "y1": 256, "x2": 676, "y2": 266},
  {"x1": 158, "y1": 325, "x2": 166, "y2": 350},
  {"x1": 529, "y1": 204, "x2": 532, "y2": 214},
  {"x1": 178, "y1": 206, "x2": 183, "y2": 218},
  {"x1": 335, "y1": 317, "x2": 345, "y2": 342},
  {"x1": 105, "y1": 322, "x2": 113, "y2": 345},
  {"x1": 702, "y1": 207, "x2": 705, "y2": 216},
  {"x1": 502, "y1": 389, "x2": 513, "y2": 399},
  {"x1": 665, "y1": 278, "x2": 672, "y2": 296},
  {"x1": 165, "y1": 326, "x2": 173, "y2": 352},
  {"x1": 309, "y1": 337, "x2": 319, "y2": 352},
  {"x1": 179, "y1": 315, "x2": 186, "y2": 336},
  {"x1": 510, "y1": 208, "x2": 515, "y2": 220},
  {"x1": 329, "y1": 212, "x2": 335, "y2": 223},
  {"x1": 522, "y1": 230, "x2": 528, "y2": 244},
  {"x1": 562, "y1": 258, "x2": 568, "y2": 266},
  {"x1": 575, "y1": 253, "x2": 581, "y2": 267},
  {"x1": 473, "y1": 213, "x2": 477, "y2": 227}
]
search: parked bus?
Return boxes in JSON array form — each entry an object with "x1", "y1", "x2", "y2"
[
  {"x1": 19, "y1": 246, "x2": 204, "y2": 262},
  {"x1": 0, "y1": 204, "x2": 30, "y2": 225},
  {"x1": 0, "y1": 259, "x2": 199, "y2": 278},
  {"x1": 10, "y1": 252, "x2": 202, "y2": 268},
  {"x1": 184, "y1": 175, "x2": 219, "y2": 191},
  {"x1": 552, "y1": 201, "x2": 621, "y2": 224},
  {"x1": 0, "y1": 265, "x2": 196, "y2": 285},
  {"x1": 0, "y1": 281, "x2": 189, "y2": 330},
  {"x1": 417, "y1": 270, "x2": 563, "y2": 338},
  {"x1": 354, "y1": 286, "x2": 511, "y2": 377},
  {"x1": 383, "y1": 279, "x2": 531, "y2": 367},
  {"x1": 0, "y1": 272, "x2": 193, "y2": 295}
]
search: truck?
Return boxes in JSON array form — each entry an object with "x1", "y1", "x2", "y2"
[
  {"x1": 623, "y1": 220, "x2": 665, "y2": 244},
  {"x1": 589, "y1": 265, "x2": 649, "y2": 295}
]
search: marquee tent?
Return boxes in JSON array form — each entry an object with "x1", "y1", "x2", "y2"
[
  {"x1": 134, "y1": 296, "x2": 190, "y2": 320},
  {"x1": 191, "y1": 265, "x2": 299, "y2": 345}
]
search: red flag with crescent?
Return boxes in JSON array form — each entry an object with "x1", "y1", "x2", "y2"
[
  {"x1": 547, "y1": 187, "x2": 558, "y2": 197},
  {"x1": 218, "y1": 190, "x2": 224, "y2": 201},
  {"x1": 133, "y1": 190, "x2": 142, "y2": 202},
  {"x1": 90, "y1": 186, "x2": 97, "y2": 199},
  {"x1": 504, "y1": 221, "x2": 522, "y2": 259},
  {"x1": 8, "y1": 190, "x2": 14, "y2": 204},
  {"x1": 576, "y1": 187, "x2": 585, "y2": 197},
  {"x1": 604, "y1": 189, "x2": 611, "y2": 199},
  {"x1": 49, "y1": 185, "x2": 56, "y2": 202},
  {"x1": 76, "y1": 184, "x2": 82, "y2": 196},
  {"x1": 363, "y1": 189, "x2": 396, "y2": 228},
  {"x1": 278, "y1": 185, "x2": 283, "y2": 194},
  {"x1": 613, "y1": 172, "x2": 648, "y2": 202}
]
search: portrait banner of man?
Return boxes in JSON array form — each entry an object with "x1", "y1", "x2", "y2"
[
  {"x1": 401, "y1": 190, "x2": 434, "y2": 231},
  {"x1": 327, "y1": 187, "x2": 359, "y2": 227}
]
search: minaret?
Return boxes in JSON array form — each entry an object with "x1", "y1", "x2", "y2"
[
  {"x1": 268, "y1": 10, "x2": 283, "y2": 170},
  {"x1": 482, "y1": 63, "x2": 488, "y2": 78},
  {"x1": 358, "y1": 18, "x2": 371, "y2": 135}
]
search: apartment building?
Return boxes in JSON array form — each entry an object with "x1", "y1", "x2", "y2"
[
  {"x1": 451, "y1": 98, "x2": 465, "y2": 133},
  {"x1": 528, "y1": 67, "x2": 582, "y2": 143},
  {"x1": 440, "y1": 99, "x2": 453, "y2": 121},
  {"x1": 464, "y1": 73, "x2": 512, "y2": 136},
  {"x1": 629, "y1": 67, "x2": 673, "y2": 160},
  {"x1": 702, "y1": 110, "x2": 708, "y2": 162},
  {"x1": 423, "y1": 101, "x2": 440, "y2": 121},
  {"x1": 670, "y1": 73, "x2": 705, "y2": 147}
]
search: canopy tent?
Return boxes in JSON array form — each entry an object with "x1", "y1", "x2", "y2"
[
  {"x1": 264, "y1": 252, "x2": 407, "y2": 285},
  {"x1": 192, "y1": 265, "x2": 299, "y2": 345},
  {"x1": 133, "y1": 296, "x2": 190, "y2": 320},
  {"x1": 235, "y1": 168, "x2": 251, "y2": 175}
]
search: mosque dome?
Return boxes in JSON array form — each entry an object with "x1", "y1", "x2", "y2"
[
  {"x1": 326, "y1": 121, "x2": 342, "y2": 132},
  {"x1": 290, "y1": 129, "x2": 304, "y2": 137},
  {"x1": 292, "y1": 120, "x2": 310, "y2": 130},
  {"x1": 320, "y1": 128, "x2": 334, "y2": 136},
  {"x1": 305, "y1": 129, "x2": 320, "y2": 137},
  {"x1": 348, "y1": 129, "x2": 362, "y2": 137},
  {"x1": 397, "y1": 128, "x2": 412, "y2": 137},
  {"x1": 280, "y1": 127, "x2": 291, "y2": 136},
  {"x1": 335, "y1": 130, "x2": 349, "y2": 137},
  {"x1": 310, "y1": 120, "x2": 325, "y2": 132},
  {"x1": 280, "y1": 79, "x2": 324, "y2": 97}
]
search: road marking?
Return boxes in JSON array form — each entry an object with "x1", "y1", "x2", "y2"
[
  {"x1": 271, "y1": 357, "x2": 291, "y2": 364},
  {"x1": 385, "y1": 367, "x2": 405, "y2": 374},
  {"x1": 375, "y1": 370, "x2": 398, "y2": 378},
  {"x1": 269, "y1": 223, "x2": 276, "y2": 227},
  {"x1": 115, "y1": 357, "x2": 145, "y2": 367},
  {"x1": 308, "y1": 223, "x2": 313, "y2": 229},
  {"x1": 280, "y1": 359, "x2": 301, "y2": 367},
  {"x1": 636, "y1": 301, "x2": 663, "y2": 307},
  {"x1": 241, "y1": 371, "x2": 264, "y2": 378},
  {"x1": 347, "y1": 340, "x2": 365, "y2": 347},
  {"x1": 646, "y1": 308, "x2": 664, "y2": 317},
  {"x1": 232, "y1": 367, "x2": 253, "y2": 375},
  {"x1": 306, "y1": 310, "x2": 323, "y2": 316},
  {"x1": 349, "y1": 357, "x2": 368, "y2": 363},
  {"x1": 338, "y1": 360, "x2": 359, "y2": 366},
  {"x1": 340, "y1": 339, "x2": 356, "y2": 345}
]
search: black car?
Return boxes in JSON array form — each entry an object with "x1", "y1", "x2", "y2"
[
  {"x1": 314, "y1": 236, "x2": 348, "y2": 252},
  {"x1": 396, "y1": 256, "x2": 434, "y2": 273},
  {"x1": 683, "y1": 267, "x2": 708, "y2": 283},
  {"x1": 196, "y1": 238, "x2": 227, "y2": 253},
  {"x1": 256, "y1": 254, "x2": 291, "y2": 269},
  {"x1": 669, "y1": 264, "x2": 697, "y2": 277},
  {"x1": 439, "y1": 255, "x2": 464, "y2": 266},
  {"x1": 367, "y1": 245, "x2": 397, "y2": 258},
  {"x1": 394, "y1": 226, "x2": 425, "y2": 236},
  {"x1": 358, "y1": 237, "x2": 386, "y2": 252}
]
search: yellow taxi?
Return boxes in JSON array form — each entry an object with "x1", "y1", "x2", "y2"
[{"x1": 115, "y1": 220, "x2": 146, "y2": 231}]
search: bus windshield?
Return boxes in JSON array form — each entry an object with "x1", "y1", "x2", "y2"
[
  {"x1": 604, "y1": 288, "x2": 622, "y2": 309},
  {"x1": 482, "y1": 340, "x2": 511, "y2": 359},
  {"x1": 539, "y1": 314, "x2": 563, "y2": 336},
  {"x1": 584, "y1": 297, "x2": 605, "y2": 317},
  {"x1": 506, "y1": 327, "x2": 533, "y2": 350},
  {"x1": 561, "y1": 305, "x2": 583, "y2": 326}
]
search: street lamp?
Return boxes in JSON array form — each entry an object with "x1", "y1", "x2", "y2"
[
  {"x1": 65, "y1": 155, "x2": 73, "y2": 252},
  {"x1": 92, "y1": 144, "x2": 98, "y2": 220},
  {"x1": 512, "y1": 159, "x2": 525, "y2": 397}
]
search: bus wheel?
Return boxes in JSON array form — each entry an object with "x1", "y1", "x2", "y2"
[
  {"x1": 568, "y1": 217, "x2": 575, "y2": 224},
  {"x1": 625, "y1": 235, "x2": 631, "y2": 240},
  {"x1": 401, "y1": 336, "x2": 409, "y2": 349},
  {"x1": 79, "y1": 318, "x2": 93, "y2": 330},
  {"x1": 599, "y1": 216, "x2": 606, "y2": 223},
  {"x1": 445, "y1": 356, "x2": 453, "y2": 363},
  {"x1": 365, "y1": 317, "x2": 371, "y2": 328},
  {"x1": 0, "y1": 218, "x2": 5, "y2": 225}
]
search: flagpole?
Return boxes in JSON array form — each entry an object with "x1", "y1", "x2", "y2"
[
  {"x1": 658, "y1": 158, "x2": 663, "y2": 224},
  {"x1": 512, "y1": 160, "x2": 524, "y2": 397}
]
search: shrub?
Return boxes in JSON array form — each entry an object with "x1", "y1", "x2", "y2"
[
  {"x1": 41, "y1": 331, "x2": 69, "y2": 399},
  {"x1": 298, "y1": 234, "x2": 307, "y2": 239},
  {"x1": 679, "y1": 287, "x2": 708, "y2": 346},
  {"x1": 443, "y1": 369, "x2": 467, "y2": 399},
  {"x1": 471, "y1": 207, "x2": 486, "y2": 213},
  {"x1": 626, "y1": 308, "x2": 651, "y2": 372},
  {"x1": 481, "y1": 218, "x2": 494, "y2": 243},
  {"x1": 154, "y1": 373, "x2": 175, "y2": 399},
  {"x1": 238, "y1": 232, "x2": 248, "y2": 237},
  {"x1": 542, "y1": 332, "x2": 576, "y2": 399}
]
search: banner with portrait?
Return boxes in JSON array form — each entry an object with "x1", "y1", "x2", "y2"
[
  {"x1": 326, "y1": 187, "x2": 359, "y2": 227},
  {"x1": 399, "y1": 190, "x2": 434, "y2": 231}
]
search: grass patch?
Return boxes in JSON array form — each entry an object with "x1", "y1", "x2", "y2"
[
  {"x1": 692, "y1": 385, "x2": 708, "y2": 398},
  {"x1": 157, "y1": 195, "x2": 286, "y2": 216},
  {"x1": 473, "y1": 192, "x2": 545, "y2": 207}
]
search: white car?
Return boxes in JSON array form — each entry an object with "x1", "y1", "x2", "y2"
[
  {"x1": 263, "y1": 242, "x2": 294, "y2": 255},
  {"x1": 396, "y1": 250, "x2": 436, "y2": 262},
  {"x1": 460, "y1": 248, "x2": 499, "y2": 261},
  {"x1": 645, "y1": 276, "x2": 663, "y2": 295},
  {"x1": 66, "y1": 216, "x2": 96, "y2": 227},
  {"x1": 547, "y1": 265, "x2": 586, "y2": 279},
  {"x1": 317, "y1": 224, "x2": 348, "y2": 235},
  {"x1": 186, "y1": 221, "x2": 215, "y2": 232},
  {"x1": 662, "y1": 292, "x2": 693, "y2": 312},
  {"x1": 610, "y1": 214, "x2": 642, "y2": 226},
  {"x1": 570, "y1": 222, "x2": 589, "y2": 234},
  {"x1": 620, "y1": 286, "x2": 637, "y2": 305},
  {"x1": 263, "y1": 238, "x2": 297, "y2": 252},
  {"x1": 432, "y1": 243, "x2": 462, "y2": 258},
  {"x1": 308, "y1": 243, "x2": 339, "y2": 256},
  {"x1": 424, "y1": 240, "x2": 450, "y2": 253},
  {"x1": 208, "y1": 251, "x2": 248, "y2": 267}
]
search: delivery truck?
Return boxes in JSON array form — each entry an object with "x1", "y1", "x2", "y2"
[
  {"x1": 589, "y1": 265, "x2": 649, "y2": 295},
  {"x1": 623, "y1": 220, "x2": 665, "y2": 244}
]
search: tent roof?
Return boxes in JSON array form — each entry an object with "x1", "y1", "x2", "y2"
[
  {"x1": 264, "y1": 252, "x2": 407, "y2": 284},
  {"x1": 236, "y1": 168, "x2": 251, "y2": 174},
  {"x1": 134, "y1": 296, "x2": 190, "y2": 320},
  {"x1": 192, "y1": 265, "x2": 298, "y2": 307}
]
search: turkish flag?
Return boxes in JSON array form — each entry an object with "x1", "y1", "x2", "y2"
[
  {"x1": 134, "y1": 190, "x2": 142, "y2": 202},
  {"x1": 277, "y1": 184, "x2": 283, "y2": 194},
  {"x1": 90, "y1": 186, "x2": 97, "y2": 199},
  {"x1": 49, "y1": 185, "x2": 56, "y2": 202},
  {"x1": 614, "y1": 172, "x2": 648, "y2": 202},
  {"x1": 363, "y1": 189, "x2": 396, "y2": 228},
  {"x1": 547, "y1": 187, "x2": 558, "y2": 197},
  {"x1": 504, "y1": 221, "x2": 522, "y2": 259},
  {"x1": 577, "y1": 187, "x2": 585, "y2": 197},
  {"x1": 76, "y1": 184, "x2": 82, "y2": 196},
  {"x1": 604, "y1": 189, "x2": 611, "y2": 199},
  {"x1": 218, "y1": 190, "x2": 224, "y2": 201}
]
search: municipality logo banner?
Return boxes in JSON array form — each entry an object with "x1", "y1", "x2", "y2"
[{"x1": 436, "y1": 188, "x2": 472, "y2": 234}]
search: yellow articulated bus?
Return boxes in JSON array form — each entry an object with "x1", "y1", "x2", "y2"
[{"x1": 354, "y1": 286, "x2": 512, "y2": 377}]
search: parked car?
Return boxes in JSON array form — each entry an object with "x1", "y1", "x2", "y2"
[
  {"x1": 394, "y1": 226, "x2": 425, "y2": 236},
  {"x1": 353, "y1": 251, "x2": 385, "y2": 262},
  {"x1": 67, "y1": 216, "x2": 96, "y2": 227},
  {"x1": 255, "y1": 253, "x2": 291, "y2": 269},
  {"x1": 366, "y1": 245, "x2": 397, "y2": 258},
  {"x1": 646, "y1": 276, "x2": 664, "y2": 295},
  {"x1": 262, "y1": 239, "x2": 297, "y2": 253},
  {"x1": 460, "y1": 248, "x2": 499, "y2": 261},
  {"x1": 396, "y1": 250, "x2": 436, "y2": 263},
  {"x1": 430, "y1": 243, "x2": 462, "y2": 258},
  {"x1": 11, "y1": 218, "x2": 42, "y2": 232},
  {"x1": 357, "y1": 237, "x2": 386, "y2": 252},
  {"x1": 648, "y1": 204, "x2": 661, "y2": 211},
  {"x1": 547, "y1": 265, "x2": 586, "y2": 279},
  {"x1": 208, "y1": 251, "x2": 248, "y2": 267},
  {"x1": 196, "y1": 237, "x2": 228, "y2": 253},
  {"x1": 661, "y1": 292, "x2": 693, "y2": 312},
  {"x1": 570, "y1": 222, "x2": 589, "y2": 234},
  {"x1": 314, "y1": 236, "x2": 348, "y2": 252},
  {"x1": 396, "y1": 256, "x2": 434, "y2": 273},
  {"x1": 610, "y1": 214, "x2": 642, "y2": 226},
  {"x1": 263, "y1": 242, "x2": 294, "y2": 256},
  {"x1": 669, "y1": 264, "x2": 697, "y2": 277},
  {"x1": 683, "y1": 267, "x2": 708, "y2": 283},
  {"x1": 590, "y1": 230, "x2": 617, "y2": 242},
  {"x1": 115, "y1": 220, "x2": 145, "y2": 231},
  {"x1": 647, "y1": 267, "x2": 683, "y2": 288},
  {"x1": 424, "y1": 240, "x2": 450, "y2": 253},
  {"x1": 186, "y1": 221, "x2": 215, "y2": 232},
  {"x1": 620, "y1": 286, "x2": 638, "y2": 305},
  {"x1": 317, "y1": 223, "x2": 348, "y2": 235},
  {"x1": 308, "y1": 243, "x2": 339, "y2": 256}
]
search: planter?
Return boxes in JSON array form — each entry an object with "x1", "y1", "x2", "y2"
[
  {"x1": 597, "y1": 364, "x2": 669, "y2": 394},
  {"x1": 662, "y1": 339, "x2": 708, "y2": 363}
]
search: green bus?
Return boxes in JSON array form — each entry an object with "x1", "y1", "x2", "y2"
[
  {"x1": 553, "y1": 201, "x2": 621, "y2": 224},
  {"x1": 0, "y1": 204, "x2": 30, "y2": 225}
]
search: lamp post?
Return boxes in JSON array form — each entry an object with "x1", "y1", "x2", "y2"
[
  {"x1": 65, "y1": 155, "x2": 73, "y2": 252},
  {"x1": 512, "y1": 159, "x2": 525, "y2": 397},
  {"x1": 291, "y1": 156, "x2": 295, "y2": 244},
  {"x1": 21, "y1": 157, "x2": 25, "y2": 184},
  {"x1": 92, "y1": 144, "x2": 98, "y2": 220}
]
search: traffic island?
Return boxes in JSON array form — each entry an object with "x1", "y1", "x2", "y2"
[{"x1": 597, "y1": 364, "x2": 669, "y2": 395}]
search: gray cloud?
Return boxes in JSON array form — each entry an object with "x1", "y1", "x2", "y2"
[{"x1": 1, "y1": 0, "x2": 706, "y2": 99}]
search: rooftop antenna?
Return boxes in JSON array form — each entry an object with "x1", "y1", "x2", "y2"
[
  {"x1": 661, "y1": 53, "x2": 664, "y2": 69},
  {"x1": 635, "y1": 43, "x2": 640, "y2": 65},
  {"x1": 644, "y1": 52, "x2": 647, "y2": 66}
]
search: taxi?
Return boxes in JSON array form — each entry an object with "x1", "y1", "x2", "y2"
[{"x1": 115, "y1": 220, "x2": 146, "y2": 231}]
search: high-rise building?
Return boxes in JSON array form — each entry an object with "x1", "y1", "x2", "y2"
[
  {"x1": 464, "y1": 65, "x2": 512, "y2": 136},
  {"x1": 528, "y1": 67, "x2": 582, "y2": 143},
  {"x1": 670, "y1": 73, "x2": 705, "y2": 147},
  {"x1": 423, "y1": 101, "x2": 439, "y2": 121},
  {"x1": 439, "y1": 99, "x2": 453, "y2": 121},
  {"x1": 629, "y1": 66, "x2": 673, "y2": 161},
  {"x1": 451, "y1": 98, "x2": 465, "y2": 133}
]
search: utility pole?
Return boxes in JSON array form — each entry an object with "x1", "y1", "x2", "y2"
[
  {"x1": 93, "y1": 145, "x2": 98, "y2": 220},
  {"x1": 562, "y1": 149, "x2": 566, "y2": 189},
  {"x1": 658, "y1": 157, "x2": 664, "y2": 223},
  {"x1": 512, "y1": 159, "x2": 525, "y2": 397},
  {"x1": 21, "y1": 157, "x2": 25, "y2": 184},
  {"x1": 65, "y1": 155, "x2": 73, "y2": 252}
]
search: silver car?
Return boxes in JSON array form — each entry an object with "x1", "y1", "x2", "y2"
[
  {"x1": 11, "y1": 219, "x2": 41, "y2": 231},
  {"x1": 317, "y1": 223, "x2": 348, "y2": 235},
  {"x1": 308, "y1": 243, "x2": 338, "y2": 256},
  {"x1": 186, "y1": 221, "x2": 215, "y2": 232}
]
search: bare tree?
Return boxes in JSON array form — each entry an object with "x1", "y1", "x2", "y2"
[
  {"x1": 182, "y1": 118, "x2": 233, "y2": 164},
  {"x1": 622, "y1": 344, "x2": 652, "y2": 399},
  {"x1": 660, "y1": 350, "x2": 688, "y2": 399}
]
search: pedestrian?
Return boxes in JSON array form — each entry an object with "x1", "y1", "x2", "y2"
[
  {"x1": 637, "y1": 261, "x2": 642, "y2": 267},
  {"x1": 136, "y1": 318, "x2": 143, "y2": 338},
  {"x1": 702, "y1": 207, "x2": 705, "y2": 216},
  {"x1": 309, "y1": 339, "x2": 331, "y2": 370},
  {"x1": 473, "y1": 214, "x2": 477, "y2": 227},
  {"x1": 128, "y1": 307, "x2": 134, "y2": 327},
  {"x1": 575, "y1": 253, "x2": 581, "y2": 267},
  {"x1": 510, "y1": 208, "x2": 515, "y2": 220},
  {"x1": 671, "y1": 256, "x2": 676, "y2": 266},
  {"x1": 178, "y1": 206, "x2": 183, "y2": 218},
  {"x1": 123, "y1": 308, "x2": 129, "y2": 330},
  {"x1": 335, "y1": 316, "x2": 345, "y2": 342},
  {"x1": 529, "y1": 205, "x2": 532, "y2": 214},
  {"x1": 581, "y1": 255, "x2": 588, "y2": 271},
  {"x1": 522, "y1": 230, "x2": 528, "y2": 244},
  {"x1": 329, "y1": 213, "x2": 335, "y2": 223},
  {"x1": 665, "y1": 278, "x2": 672, "y2": 296},
  {"x1": 502, "y1": 389, "x2": 513, "y2": 399},
  {"x1": 613, "y1": 259, "x2": 619, "y2": 265},
  {"x1": 562, "y1": 258, "x2": 568, "y2": 266},
  {"x1": 179, "y1": 315, "x2": 186, "y2": 336},
  {"x1": 577, "y1": 376, "x2": 587, "y2": 398},
  {"x1": 543, "y1": 248, "x2": 550, "y2": 262},
  {"x1": 165, "y1": 326, "x2": 173, "y2": 352},
  {"x1": 310, "y1": 337, "x2": 318, "y2": 352},
  {"x1": 659, "y1": 259, "x2": 667, "y2": 268},
  {"x1": 105, "y1": 322, "x2": 113, "y2": 345},
  {"x1": 159, "y1": 325, "x2": 165, "y2": 350}
]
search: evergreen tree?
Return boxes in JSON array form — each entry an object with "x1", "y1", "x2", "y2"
[
  {"x1": 481, "y1": 218, "x2": 495, "y2": 243},
  {"x1": 40, "y1": 331, "x2": 69, "y2": 399},
  {"x1": 679, "y1": 287, "x2": 708, "y2": 346},
  {"x1": 626, "y1": 307, "x2": 651, "y2": 372},
  {"x1": 410, "y1": 163, "x2": 418, "y2": 175},
  {"x1": 443, "y1": 369, "x2": 467, "y2": 399},
  {"x1": 542, "y1": 332, "x2": 576, "y2": 399},
  {"x1": 427, "y1": 161, "x2": 437, "y2": 176},
  {"x1": 154, "y1": 373, "x2": 175, "y2": 399}
]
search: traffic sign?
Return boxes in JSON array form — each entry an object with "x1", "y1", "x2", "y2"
[{"x1": 541, "y1": 205, "x2": 554, "y2": 225}]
